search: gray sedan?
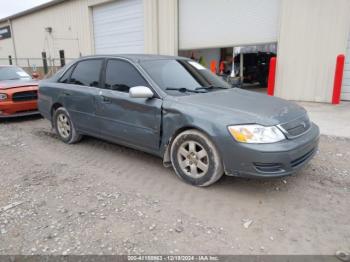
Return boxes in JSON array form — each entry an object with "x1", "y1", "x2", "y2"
[{"x1": 38, "y1": 55, "x2": 320, "y2": 186}]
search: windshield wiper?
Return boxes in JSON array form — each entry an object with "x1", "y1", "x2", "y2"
[
  {"x1": 165, "y1": 87, "x2": 205, "y2": 93},
  {"x1": 195, "y1": 85, "x2": 228, "y2": 91}
]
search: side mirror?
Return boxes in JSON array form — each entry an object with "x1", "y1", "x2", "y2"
[
  {"x1": 129, "y1": 86, "x2": 154, "y2": 99},
  {"x1": 32, "y1": 72, "x2": 39, "y2": 79}
]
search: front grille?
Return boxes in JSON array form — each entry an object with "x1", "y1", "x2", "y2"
[
  {"x1": 279, "y1": 114, "x2": 311, "y2": 138},
  {"x1": 291, "y1": 148, "x2": 315, "y2": 168},
  {"x1": 12, "y1": 91, "x2": 38, "y2": 102},
  {"x1": 254, "y1": 162, "x2": 284, "y2": 173}
]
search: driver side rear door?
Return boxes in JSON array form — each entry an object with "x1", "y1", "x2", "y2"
[{"x1": 58, "y1": 58, "x2": 103, "y2": 135}]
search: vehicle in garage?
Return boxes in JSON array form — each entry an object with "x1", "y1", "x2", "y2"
[
  {"x1": 0, "y1": 65, "x2": 39, "y2": 118},
  {"x1": 38, "y1": 55, "x2": 320, "y2": 186},
  {"x1": 234, "y1": 52, "x2": 276, "y2": 87}
]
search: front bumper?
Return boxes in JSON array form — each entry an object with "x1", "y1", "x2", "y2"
[
  {"x1": 0, "y1": 109, "x2": 40, "y2": 118},
  {"x1": 0, "y1": 100, "x2": 38, "y2": 118},
  {"x1": 223, "y1": 123, "x2": 320, "y2": 178}
]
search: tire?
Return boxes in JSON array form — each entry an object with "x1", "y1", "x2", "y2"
[
  {"x1": 53, "y1": 107, "x2": 82, "y2": 144},
  {"x1": 170, "y1": 129, "x2": 224, "y2": 187}
]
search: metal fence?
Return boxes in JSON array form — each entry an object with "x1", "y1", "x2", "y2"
[{"x1": 0, "y1": 57, "x2": 77, "y2": 79}]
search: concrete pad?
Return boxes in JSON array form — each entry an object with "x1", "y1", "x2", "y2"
[{"x1": 298, "y1": 101, "x2": 350, "y2": 138}]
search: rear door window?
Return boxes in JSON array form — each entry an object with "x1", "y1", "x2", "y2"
[{"x1": 69, "y1": 59, "x2": 103, "y2": 87}]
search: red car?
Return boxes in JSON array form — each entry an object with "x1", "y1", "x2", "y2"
[{"x1": 0, "y1": 65, "x2": 39, "y2": 118}]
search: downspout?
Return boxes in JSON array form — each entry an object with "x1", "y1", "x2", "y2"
[
  {"x1": 8, "y1": 19, "x2": 18, "y2": 65},
  {"x1": 174, "y1": 0, "x2": 178, "y2": 56}
]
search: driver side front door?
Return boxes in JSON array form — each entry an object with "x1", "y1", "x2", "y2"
[{"x1": 95, "y1": 59, "x2": 162, "y2": 152}]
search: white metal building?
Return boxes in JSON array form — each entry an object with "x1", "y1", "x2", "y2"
[{"x1": 0, "y1": 0, "x2": 350, "y2": 103}]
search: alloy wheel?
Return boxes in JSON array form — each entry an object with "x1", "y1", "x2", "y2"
[
  {"x1": 57, "y1": 114, "x2": 71, "y2": 139},
  {"x1": 177, "y1": 140, "x2": 209, "y2": 178}
]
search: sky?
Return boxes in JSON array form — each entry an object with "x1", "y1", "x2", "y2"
[{"x1": 0, "y1": 0, "x2": 51, "y2": 19}]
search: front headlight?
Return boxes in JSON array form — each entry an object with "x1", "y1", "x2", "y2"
[
  {"x1": 0, "y1": 93, "x2": 8, "y2": 101},
  {"x1": 228, "y1": 124, "x2": 285, "y2": 144}
]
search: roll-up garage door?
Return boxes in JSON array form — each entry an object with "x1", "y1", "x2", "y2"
[
  {"x1": 179, "y1": 0, "x2": 281, "y2": 50},
  {"x1": 93, "y1": 0, "x2": 144, "y2": 54},
  {"x1": 342, "y1": 33, "x2": 350, "y2": 100}
]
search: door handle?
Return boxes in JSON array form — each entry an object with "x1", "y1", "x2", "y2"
[
  {"x1": 63, "y1": 91, "x2": 71, "y2": 96},
  {"x1": 101, "y1": 95, "x2": 111, "y2": 103}
]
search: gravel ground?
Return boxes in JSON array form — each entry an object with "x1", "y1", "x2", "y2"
[{"x1": 0, "y1": 116, "x2": 349, "y2": 255}]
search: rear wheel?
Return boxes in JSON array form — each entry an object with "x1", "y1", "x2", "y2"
[
  {"x1": 170, "y1": 130, "x2": 224, "y2": 187},
  {"x1": 53, "y1": 107, "x2": 82, "y2": 144}
]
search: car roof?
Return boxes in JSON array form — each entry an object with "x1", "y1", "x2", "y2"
[{"x1": 78, "y1": 54, "x2": 189, "y2": 63}]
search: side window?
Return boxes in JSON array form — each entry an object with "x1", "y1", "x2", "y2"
[
  {"x1": 69, "y1": 59, "x2": 103, "y2": 87},
  {"x1": 105, "y1": 60, "x2": 148, "y2": 93},
  {"x1": 59, "y1": 65, "x2": 75, "y2": 83}
]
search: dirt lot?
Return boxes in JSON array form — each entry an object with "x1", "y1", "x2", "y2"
[{"x1": 0, "y1": 116, "x2": 349, "y2": 255}]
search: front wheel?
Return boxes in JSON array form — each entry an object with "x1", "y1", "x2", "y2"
[
  {"x1": 170, "y1": 130, "x2": 224, "y2": 187},
  {"x1": 53, "y1": 107, "x2": 82, "y2": 144}
]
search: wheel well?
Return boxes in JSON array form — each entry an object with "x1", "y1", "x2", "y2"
[
  {"x1": 171, "y1": 127, "x2": 194, "y2": 142},
  {"x1": 51, "y1": 103, "x2": 63, "y2": 117},
  {"x1": 162, "y1": 126, "x2": 209, "y2": 166}
]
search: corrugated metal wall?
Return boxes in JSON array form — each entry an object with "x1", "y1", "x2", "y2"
[
  {"x1": 143, "y1": 0, "x2": 178, "y2": 55},
  {"x1": 275, "y1": 0, "x2": 350, "y2": 103},
  {"x1": 0, "y1": 0, "x2": 178, "y2": 60},
  {"x1": 9, "y1": 0, "x2": 93, "y2": 59},
  {"x1": 0, "y1": 22, "x2": 14, "y2": 58}
]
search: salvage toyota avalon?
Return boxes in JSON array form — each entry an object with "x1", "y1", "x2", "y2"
[{"x1": 38, "y1": 55, "x2": 320, "y2": 186}]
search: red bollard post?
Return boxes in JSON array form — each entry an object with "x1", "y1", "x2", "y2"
[
  {"x1": 219, "y1": 61, "x2": 225, "y2": 75},
  {"x1": 210, "y1": 60, "x2": 217, "y2": 74},
  {"x1": 332, "y1": 54, "x2": 345, "y2": 105},
  {"x1": 267, "y1": 57, "x2": 277, "y2": 96}
]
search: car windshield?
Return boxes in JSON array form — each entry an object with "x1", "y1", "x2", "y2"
[
  {"x1": 140, "y1": 59, "x2": 231, "y2": 96},
  {"x1": 0, "y1": 66, "x2": 31, "y2": 81}
]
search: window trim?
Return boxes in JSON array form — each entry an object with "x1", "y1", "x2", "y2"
[
  {"x1": 103, "y1": 58, "x2": 161, "y2": 98},
  {"x1": 57, "y1": 63, "x2": 77, "y2": 83}
]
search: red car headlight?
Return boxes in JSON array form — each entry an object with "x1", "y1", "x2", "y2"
[{"x1": 0, "y1": 93, "x2": 8, "y2": 101}]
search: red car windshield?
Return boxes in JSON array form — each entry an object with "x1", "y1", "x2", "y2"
[{"x1": 0, "y1": 66, "x2": 31, "y2": 81}]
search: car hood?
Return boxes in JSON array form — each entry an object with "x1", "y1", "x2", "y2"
[
  {"x1": 173, "y1": 88, "x2": 306, "y2": 126},
  {"x1": 0, "y1": 79, "x2": 38, "y2": 90}
]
